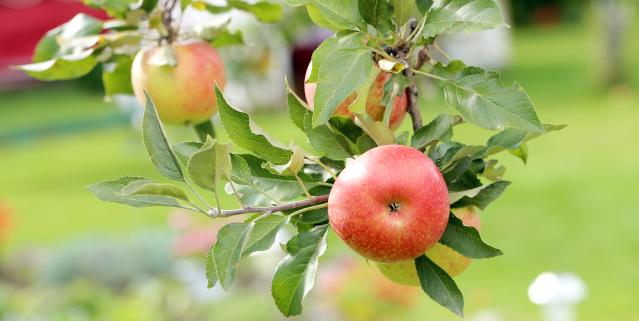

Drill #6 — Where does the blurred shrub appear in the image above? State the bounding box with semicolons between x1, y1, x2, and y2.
511;0;585;25
40;231;174;289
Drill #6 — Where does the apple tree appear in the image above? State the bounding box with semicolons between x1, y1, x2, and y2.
20;0;562;317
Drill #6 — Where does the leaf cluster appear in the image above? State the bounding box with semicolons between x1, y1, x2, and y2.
80;0;564;317
16;0;284;97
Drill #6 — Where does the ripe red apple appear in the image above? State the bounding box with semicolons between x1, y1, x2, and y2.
328;145;450;263
375;207;481;286
303;63;408;130
131;40;226;124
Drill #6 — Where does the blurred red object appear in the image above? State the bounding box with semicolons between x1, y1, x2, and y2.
168;212;220;257
0;0;107;89
0;201;12;241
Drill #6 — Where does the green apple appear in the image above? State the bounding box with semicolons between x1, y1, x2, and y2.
376;207;481;286
131;40;226;124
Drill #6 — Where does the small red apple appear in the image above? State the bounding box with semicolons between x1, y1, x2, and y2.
303;63;408;130
131;40;226;124
328;145;450;262
375;207;481;286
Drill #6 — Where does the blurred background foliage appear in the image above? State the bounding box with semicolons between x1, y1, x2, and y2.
0;1;638;320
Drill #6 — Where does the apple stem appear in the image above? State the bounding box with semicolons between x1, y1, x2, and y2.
208;195;329;218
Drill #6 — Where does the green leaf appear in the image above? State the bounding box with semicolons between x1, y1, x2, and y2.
241;215;288;258
194;120;216;142
286;82;309;131
422;0;506;39
439;214;502;259
433;61;544;133
314;47;373;127
19;51;98;81
481;124;565;159
358;0;393;29
230;154;254;185
355;113;396;146
329;116;364;143
122;181;189;202
294;186;330;225
298;207;329;225
265;145;307;175
411;114;459;149
449;145;484;164
213;222;252;290
272;225;328;316
509;143;528;164
451;180;510;210
482;159;505;181
142;93;185;181
181;0;193;10
306;4;341;31
391;0;417;25
304;114;353;160
415;255;464;316
395;130;411;146
193;21;244;47
211;30;244;47
138;0;158;12
102;55;133;97
216;86;293;164
205;247;218;288
226;155;321;206
33;13;102;62
228;0;283;22
381;74;409;125
416;0;434;14
356;134;377;153
482;128;527;154
442;157;472;183
173;142;203;165
83;0;137;18
284;0;361;30
308;31;367;83
87;177;186;208
187;137;232;192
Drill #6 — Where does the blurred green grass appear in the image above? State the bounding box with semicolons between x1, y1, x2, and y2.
1;22;638;320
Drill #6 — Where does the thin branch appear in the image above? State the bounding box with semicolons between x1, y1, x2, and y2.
209;195;330;218
406;18;424;43
179;204;205;213
212;188;223;217
185;181;212;210
398;49;423;131
293;173;312;199
227;180;246;208
288;203;328;217
404;78;422;131
432;42;452;62
162;0;179;43
411;69;447;82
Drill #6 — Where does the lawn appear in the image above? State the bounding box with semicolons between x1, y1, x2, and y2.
1;21;638;320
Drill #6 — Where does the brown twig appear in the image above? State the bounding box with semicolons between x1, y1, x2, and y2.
398;47;424;132
162;0;179;43
404;76;423;132
208;195;329;217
